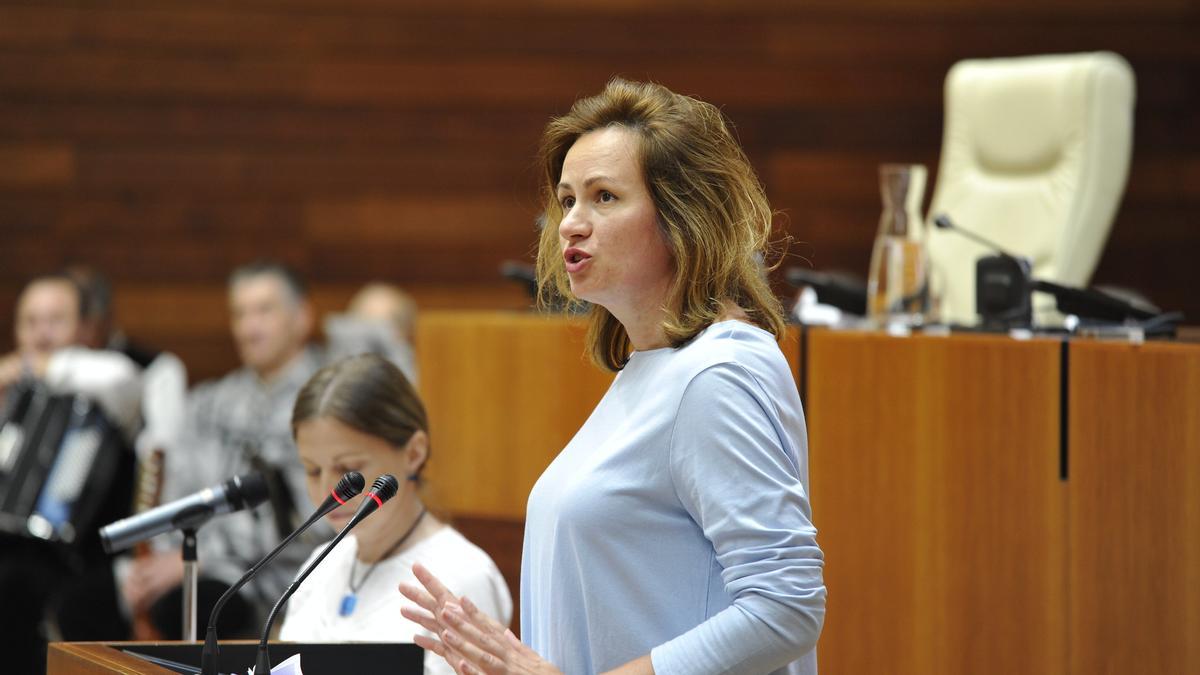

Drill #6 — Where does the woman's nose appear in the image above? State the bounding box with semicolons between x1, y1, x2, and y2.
558;207;590;241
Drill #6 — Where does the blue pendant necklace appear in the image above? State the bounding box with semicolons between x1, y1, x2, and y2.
340;508;427;617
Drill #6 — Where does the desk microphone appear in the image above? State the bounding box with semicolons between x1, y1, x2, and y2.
784;268;869;316
500;260;538;300
933;213;1035;328
200;471;366;675
100;473;270;553
255;474;400;675
935;213;1166;328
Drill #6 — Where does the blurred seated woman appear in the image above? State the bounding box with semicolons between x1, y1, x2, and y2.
280;353;511;674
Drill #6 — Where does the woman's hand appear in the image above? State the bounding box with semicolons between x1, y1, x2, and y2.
400;562;561;675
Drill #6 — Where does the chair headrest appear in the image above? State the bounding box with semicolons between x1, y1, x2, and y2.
947;52;1135;174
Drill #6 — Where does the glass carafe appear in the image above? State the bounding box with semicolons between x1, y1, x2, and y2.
867;164;930;328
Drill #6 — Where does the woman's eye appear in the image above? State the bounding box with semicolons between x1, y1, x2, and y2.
599;191;616;203
561;195;575;209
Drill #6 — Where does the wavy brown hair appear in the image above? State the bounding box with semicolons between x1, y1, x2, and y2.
535;78;785;371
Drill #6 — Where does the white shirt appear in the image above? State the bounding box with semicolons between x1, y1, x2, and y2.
45;346;142;439
281;526;512;675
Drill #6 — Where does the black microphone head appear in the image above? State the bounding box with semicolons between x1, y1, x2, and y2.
933;213;954;230
334;471;366;502
350;474;401;520
369;474;400;504
225;472;270;511
499;260;536;283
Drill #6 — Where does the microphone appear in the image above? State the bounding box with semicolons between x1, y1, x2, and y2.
784;267;868;316
100;473;270;553
255;475;400;675
500;260;538;301
200;471;365;675
933;213;1035;328
935;213;1169;328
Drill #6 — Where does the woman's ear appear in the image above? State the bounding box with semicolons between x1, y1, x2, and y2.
403;430;429;480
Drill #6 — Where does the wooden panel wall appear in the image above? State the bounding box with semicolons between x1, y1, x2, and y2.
0;0;1197;382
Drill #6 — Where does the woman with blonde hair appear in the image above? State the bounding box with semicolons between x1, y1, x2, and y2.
281;353;511;675
403;78;825;675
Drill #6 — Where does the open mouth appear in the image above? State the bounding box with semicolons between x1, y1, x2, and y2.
563;248;591;271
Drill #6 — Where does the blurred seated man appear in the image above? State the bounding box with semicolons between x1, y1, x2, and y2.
325;282;419;383
59;261;327;642
0;273;141;675
0;272;140;436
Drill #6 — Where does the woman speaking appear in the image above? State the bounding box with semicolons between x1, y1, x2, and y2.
403;78;826;675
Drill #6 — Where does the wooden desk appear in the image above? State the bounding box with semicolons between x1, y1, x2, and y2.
806;329;1200;675
806;330;1066;674
416;311;612;519
1068;340;1200;675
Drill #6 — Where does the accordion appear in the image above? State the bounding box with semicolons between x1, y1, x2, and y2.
0;381;133;554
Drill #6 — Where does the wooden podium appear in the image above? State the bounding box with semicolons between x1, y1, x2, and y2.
49;642;165;675
47;641;422;674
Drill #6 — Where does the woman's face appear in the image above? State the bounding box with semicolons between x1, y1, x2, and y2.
295;416;424;538
557;126;674;318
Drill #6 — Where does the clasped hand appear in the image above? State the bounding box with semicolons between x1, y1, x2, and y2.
400;563;560;675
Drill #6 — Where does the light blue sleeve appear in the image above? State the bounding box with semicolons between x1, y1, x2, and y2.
651;364;826;675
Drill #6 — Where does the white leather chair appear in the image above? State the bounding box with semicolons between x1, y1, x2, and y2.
926;51;1136;325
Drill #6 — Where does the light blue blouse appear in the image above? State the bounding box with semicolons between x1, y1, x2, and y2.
521;321;826;675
